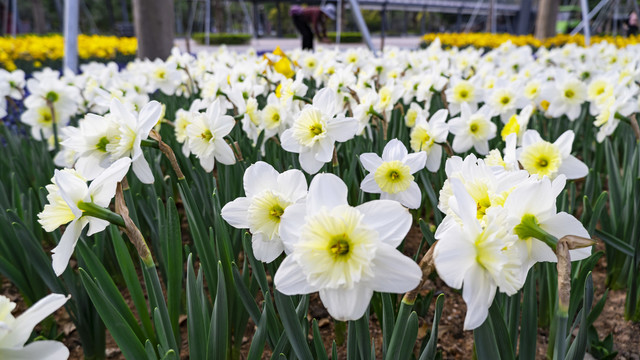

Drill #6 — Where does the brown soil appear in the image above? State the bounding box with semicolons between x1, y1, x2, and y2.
2;226;639;360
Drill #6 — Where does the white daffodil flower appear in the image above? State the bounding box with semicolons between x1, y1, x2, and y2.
261;93;289;138
274;174;421;321
185;98;237;172
409;109;449;172
448;103;496;155
21;71;80;141
437;154;529;223
359;139;426;209
404;102;427;128
434;178;523;330
221;161;307;263
503;175;592;279
486;84;528;123
0;294;70;360
38;158;131;276
445;77;484;116
485;133;519;173
543;75;587;121
104;98;162;184
60;112;119;180
499;104;533;144
517;129;588;180
280;88;358;174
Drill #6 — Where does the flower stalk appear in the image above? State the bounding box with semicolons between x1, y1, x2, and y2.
115;182;154;267
514;214;559;251
149;130;185;180
77;201;125;228
403;241;438;305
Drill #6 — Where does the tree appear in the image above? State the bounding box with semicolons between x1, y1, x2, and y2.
535;0;560;39
131;0;174;59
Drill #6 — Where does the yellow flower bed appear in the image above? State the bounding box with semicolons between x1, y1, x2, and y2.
0;34;137;70
422;32;640;49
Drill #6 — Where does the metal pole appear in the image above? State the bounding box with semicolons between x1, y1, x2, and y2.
120;0;129;23
402;8;408;35
205;0;210;44
347;0;376;53
491;0;497;32
252;0;259;38
580;0;591;44
11;0;17;37
571;0;609;34
64;0;79;73
517;0;532;34
465;0;484;32
612;0;618;35
276;0;282;37
336;0;342;46
381;3;386;51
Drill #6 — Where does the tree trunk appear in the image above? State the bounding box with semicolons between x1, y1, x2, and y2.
213;0;224;33
32;0;46;34
535;0;560;39
132;0;175;60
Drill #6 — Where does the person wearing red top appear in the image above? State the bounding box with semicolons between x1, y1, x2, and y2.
290;4;336;50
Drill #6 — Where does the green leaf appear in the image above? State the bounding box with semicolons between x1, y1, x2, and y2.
248;306;269;360
79;269;147;360
232;263;261;327
474;315;501;360
385;299;413;360
312;319;329;360
520;268;537;360
588;192;607;235
354;312;371;360
565;273;594;360
398;312;419;360
165;198;183;339
381;293;394;355
420;293;445;360
186;254;208;360
76;240;147;344
595;229;634;257
110;227;156;344
274;290;313;360
488;302;515;360
208;262;229;360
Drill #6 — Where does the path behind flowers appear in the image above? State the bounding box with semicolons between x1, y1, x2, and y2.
174;36;424;54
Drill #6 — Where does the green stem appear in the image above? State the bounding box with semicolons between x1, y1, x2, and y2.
140;139;159;148
292;95;312;104
77;201;126;227
514;214;558;251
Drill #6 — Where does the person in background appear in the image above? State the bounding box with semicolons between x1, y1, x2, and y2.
628;11;638;36
290;4;336;50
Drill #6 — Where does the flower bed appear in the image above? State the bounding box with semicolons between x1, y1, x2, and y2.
0;40;638;359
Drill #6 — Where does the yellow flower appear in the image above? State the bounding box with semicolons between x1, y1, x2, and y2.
274;57;295;79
